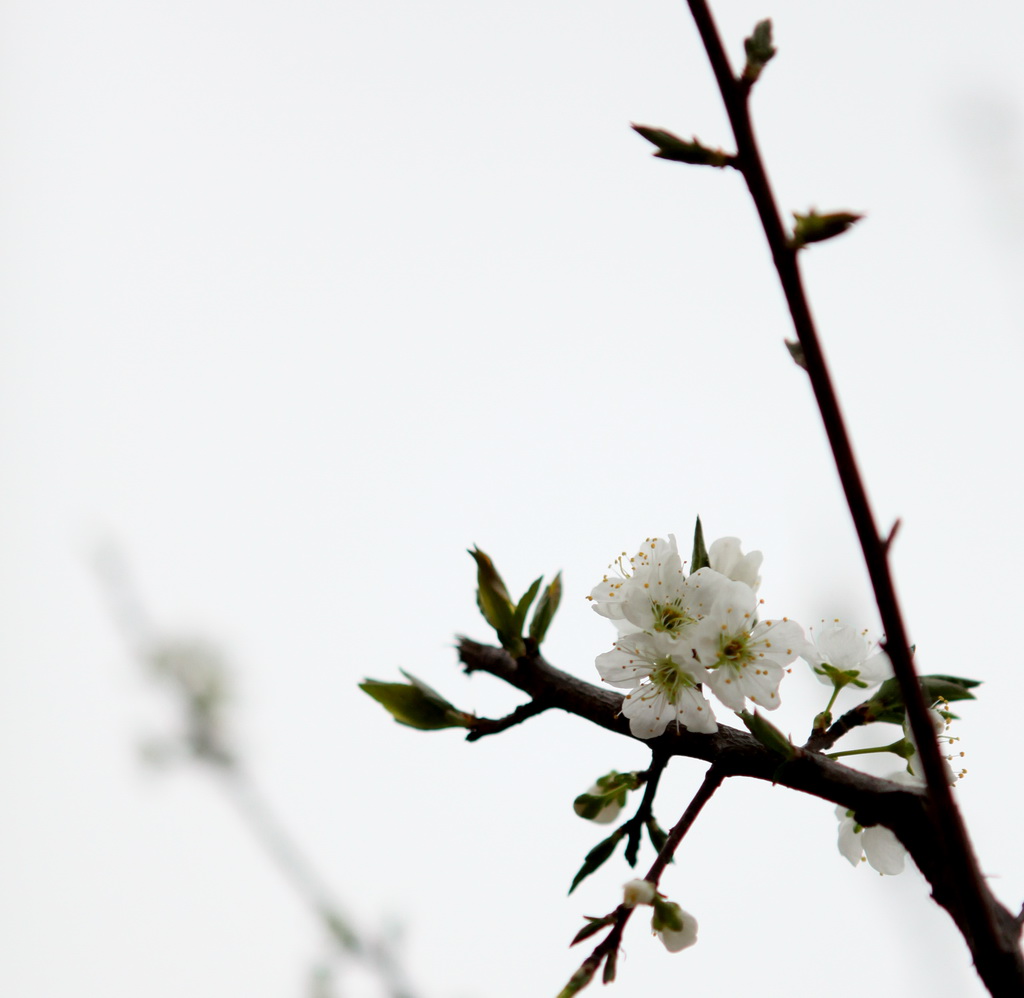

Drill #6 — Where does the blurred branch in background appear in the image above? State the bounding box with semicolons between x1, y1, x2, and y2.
94;542;419;998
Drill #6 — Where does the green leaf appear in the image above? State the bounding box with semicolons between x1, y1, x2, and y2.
569;829;624;894
789;210;864;249
512;575;543;638
631;124;734;167
359;678;472;730
469;547;523;655
864;673;980;725
742;19;776;83
529;571;562;645
690;516;710;572
646;817;669;856
570;915;616;947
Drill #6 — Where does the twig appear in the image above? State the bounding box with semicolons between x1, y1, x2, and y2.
622;750;669;867
559;765;726;996
466;699;552;741
672;3;1024;990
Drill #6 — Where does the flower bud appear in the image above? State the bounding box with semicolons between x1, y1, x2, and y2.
622;879;656;908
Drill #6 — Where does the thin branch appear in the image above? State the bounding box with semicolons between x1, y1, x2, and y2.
559;765;726;997
465;698;553;741
95;545;421;998
680;3;1024;993
622;750;669;866
644;764;725;886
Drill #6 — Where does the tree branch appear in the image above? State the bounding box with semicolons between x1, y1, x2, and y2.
677;3;1024;993
460;637;1023;992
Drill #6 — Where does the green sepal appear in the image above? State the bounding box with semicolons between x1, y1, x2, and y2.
646;817;670;857
570;913;617;947
573;770;639;820
359;671;473;730
469;547;523;656
789;210;864;249
690;516;710;572
738;709;797;761
529;571;562;645
512;575;543;638
569;828;625;894
742;19;776;83
815;662;873;690
651;897;684;933
631;124;735;168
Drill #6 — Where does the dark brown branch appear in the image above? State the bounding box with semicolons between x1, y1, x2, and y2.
644;764;725;885
460;638;1023;993
465;699;553;741
622;750;669;867
680;3;1023;993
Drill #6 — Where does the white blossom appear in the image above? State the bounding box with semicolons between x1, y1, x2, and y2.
692;580;802;712
596;631;717;738
651;902;698;952
801;621;892;688
622;879;656;907
708;536;763;591
835;771;921;875
588;536;728;636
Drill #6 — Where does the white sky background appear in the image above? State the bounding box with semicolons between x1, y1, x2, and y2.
2;1;1023;995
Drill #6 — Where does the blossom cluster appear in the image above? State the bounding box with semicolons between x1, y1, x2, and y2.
589;535;802;738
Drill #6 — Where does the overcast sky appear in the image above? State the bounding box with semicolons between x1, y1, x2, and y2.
2;1;1023;996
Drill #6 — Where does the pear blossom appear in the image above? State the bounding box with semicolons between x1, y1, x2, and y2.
692;580;803;712
622;879;657;908
596;631;717;738
836;771;921;874
801;621;893;689
588;536;729;636
708;536;763;592
651;901;698;952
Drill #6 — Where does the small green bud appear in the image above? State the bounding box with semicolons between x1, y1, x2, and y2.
469;546;523;656
359;670;473;730
785;339;807;370
789;210;864;249
631;124;735;168
742;19;777;83
738;709;796;761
